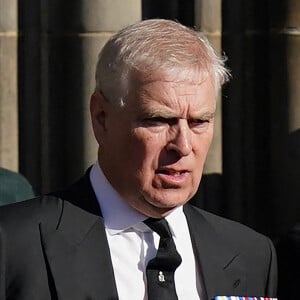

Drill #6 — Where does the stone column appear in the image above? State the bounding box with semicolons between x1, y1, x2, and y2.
269;0;300;235
194;0;222;174
0;0;18;171
222;1;272;234
19;0;141;193
222;0;300;237
189;0;224;214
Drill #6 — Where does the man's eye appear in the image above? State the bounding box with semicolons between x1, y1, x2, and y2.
144;117;176;126
143;117;165;126
188;119;209;128
149;117;167;123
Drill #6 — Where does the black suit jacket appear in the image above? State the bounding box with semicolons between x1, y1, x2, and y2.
0;172;277;300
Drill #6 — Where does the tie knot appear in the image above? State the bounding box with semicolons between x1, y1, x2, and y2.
144;218;172;238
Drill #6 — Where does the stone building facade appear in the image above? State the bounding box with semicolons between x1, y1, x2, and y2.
0;0;299;239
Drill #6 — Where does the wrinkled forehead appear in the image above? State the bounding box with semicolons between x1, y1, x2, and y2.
124;68;216;113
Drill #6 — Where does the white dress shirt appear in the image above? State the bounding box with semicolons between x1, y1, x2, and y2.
90;162;202;300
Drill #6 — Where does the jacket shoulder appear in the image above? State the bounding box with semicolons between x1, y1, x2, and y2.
0;195;63;232
185;204;277;268
186;204;270;243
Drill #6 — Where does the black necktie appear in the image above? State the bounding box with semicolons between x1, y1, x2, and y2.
144;218;182;300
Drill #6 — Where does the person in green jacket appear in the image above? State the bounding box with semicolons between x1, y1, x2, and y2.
0;167;35;205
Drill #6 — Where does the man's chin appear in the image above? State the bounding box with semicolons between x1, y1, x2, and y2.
140;193;189;217
143;205;177;218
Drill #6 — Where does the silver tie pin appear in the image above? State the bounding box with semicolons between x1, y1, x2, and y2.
158;271;165;282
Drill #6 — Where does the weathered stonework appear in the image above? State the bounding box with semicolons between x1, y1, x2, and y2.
0;0;18;171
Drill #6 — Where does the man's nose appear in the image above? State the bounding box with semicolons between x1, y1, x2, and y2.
166;121;192;157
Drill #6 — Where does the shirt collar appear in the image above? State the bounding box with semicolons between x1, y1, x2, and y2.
165;205;185;238
89;162;185;237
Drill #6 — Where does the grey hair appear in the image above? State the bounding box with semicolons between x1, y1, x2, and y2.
95;19;230;106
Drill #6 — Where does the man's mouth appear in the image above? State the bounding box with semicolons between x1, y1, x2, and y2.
155;169;187;176
154;168;189;186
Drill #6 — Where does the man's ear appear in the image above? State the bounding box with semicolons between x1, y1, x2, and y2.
90;91;107;145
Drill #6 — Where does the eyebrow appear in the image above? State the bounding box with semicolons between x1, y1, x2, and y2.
196;112;215;120
141;110;178;119
140;109;215;120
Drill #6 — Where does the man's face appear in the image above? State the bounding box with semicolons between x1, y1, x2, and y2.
91;72;216;218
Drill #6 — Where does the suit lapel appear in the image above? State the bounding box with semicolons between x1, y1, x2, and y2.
184;205;246;300
40;172;119;300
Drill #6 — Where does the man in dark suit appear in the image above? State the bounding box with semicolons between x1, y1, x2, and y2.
0;19;277;300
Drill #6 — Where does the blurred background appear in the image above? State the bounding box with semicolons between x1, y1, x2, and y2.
0;0;299;243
